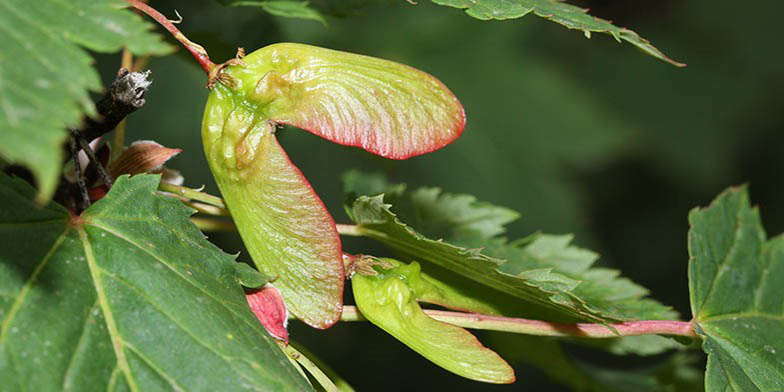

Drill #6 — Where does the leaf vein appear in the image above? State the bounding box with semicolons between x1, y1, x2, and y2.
101;271;261;388
86;222;268;350
62;300;100;391
78;227;138;392
697;205;744;316
0;227;68;342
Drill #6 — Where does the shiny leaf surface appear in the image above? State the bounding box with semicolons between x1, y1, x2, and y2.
688;187;784;391
0;173;310;391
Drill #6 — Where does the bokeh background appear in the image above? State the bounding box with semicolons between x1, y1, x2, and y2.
94;1;784;390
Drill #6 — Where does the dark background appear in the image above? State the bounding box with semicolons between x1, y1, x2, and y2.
95;0;784;390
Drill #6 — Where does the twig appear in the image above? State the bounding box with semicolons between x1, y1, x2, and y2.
338;306;698;339
111;49;135;160
72;130;113;188
80;68;153;143
125;0;216;74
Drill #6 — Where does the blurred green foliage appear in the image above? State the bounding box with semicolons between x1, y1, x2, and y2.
95;0;784;389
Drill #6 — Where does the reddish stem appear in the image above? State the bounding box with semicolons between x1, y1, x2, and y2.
125;0;215;74
340;306;698;338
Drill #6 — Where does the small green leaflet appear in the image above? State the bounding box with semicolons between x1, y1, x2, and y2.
422;0;684;66
688;187;784;391
0;0;171;202
343;174;676;324
0;174;311;391
217;1;327;24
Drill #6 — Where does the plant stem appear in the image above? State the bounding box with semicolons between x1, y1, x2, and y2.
289;342;353;391
125;0;215;74
279;342;339;392
74;68;152;145
185;201;230;216
339;305;697;338
111;49;134;161
335;224;361;236
190;217;235;232
158;183;225;208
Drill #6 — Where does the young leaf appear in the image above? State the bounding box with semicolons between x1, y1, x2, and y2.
352;268;515;384
688;187;784;391
423;0;683;67
0;173;311;391
222;43;465;159
344;178;675;323
202;96;344;328
0;0;171;202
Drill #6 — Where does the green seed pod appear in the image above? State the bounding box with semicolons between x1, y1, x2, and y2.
202;43;465;328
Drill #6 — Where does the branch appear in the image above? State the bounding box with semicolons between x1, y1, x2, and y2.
80;68;152;142
339;306;698;339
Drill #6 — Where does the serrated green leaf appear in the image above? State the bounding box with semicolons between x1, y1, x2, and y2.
344;177;676;323
0;173;311;391
688;187;784;391
0;0;171;202
423;0;683;66
219;1;327;25
352;267;515;384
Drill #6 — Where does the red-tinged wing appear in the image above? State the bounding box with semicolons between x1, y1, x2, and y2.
203;95;344;328
225;43;465;159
